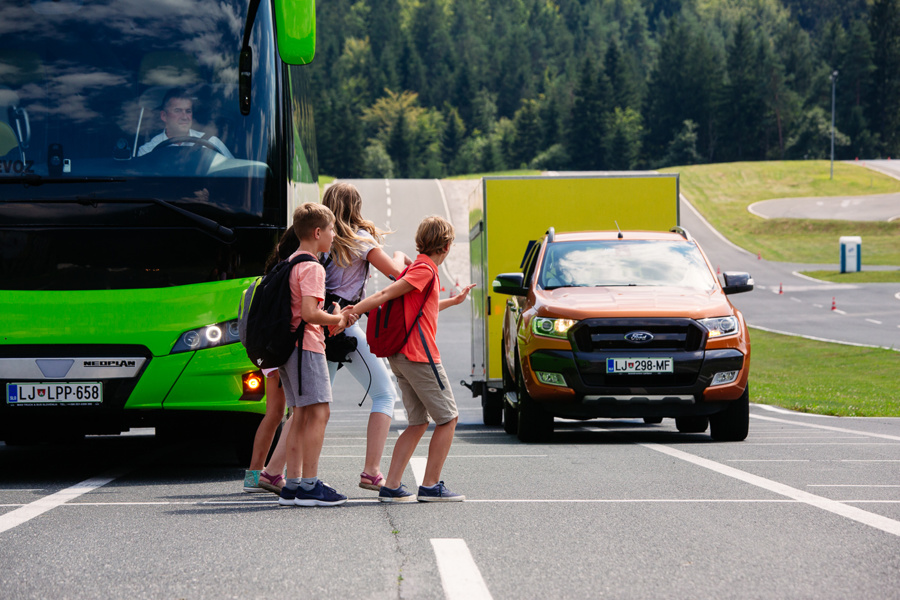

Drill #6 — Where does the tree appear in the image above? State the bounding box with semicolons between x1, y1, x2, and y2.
869;0;900;155
718;16;767;161
512;99;543;167
565;57;610;170
605;107;643;170
442;106;466;171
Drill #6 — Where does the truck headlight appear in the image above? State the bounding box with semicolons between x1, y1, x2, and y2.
698;316;739;338
532;317;576;339
171;319;242;354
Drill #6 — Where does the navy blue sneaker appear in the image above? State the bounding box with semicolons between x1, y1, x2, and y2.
278;485;297;507
294;480;347;507
417;481;465;502
378;484;416;503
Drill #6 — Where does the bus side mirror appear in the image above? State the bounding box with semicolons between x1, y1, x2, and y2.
493;273;527;296
722;271;754;295
273;0;316;65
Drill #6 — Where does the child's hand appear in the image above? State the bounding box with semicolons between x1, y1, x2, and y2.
394;250;413;266
450;284;475;306
341;305;358;325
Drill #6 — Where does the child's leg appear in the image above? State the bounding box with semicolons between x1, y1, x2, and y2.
299;402;330;480
383;423;427;489
249;372;286;470
423;416;458;487
284;409;304;480
263;410;292;476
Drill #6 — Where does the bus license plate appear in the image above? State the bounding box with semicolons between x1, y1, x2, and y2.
607;358;673;374
7;383;103;404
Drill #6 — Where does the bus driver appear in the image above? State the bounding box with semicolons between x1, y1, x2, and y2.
137;88;234;158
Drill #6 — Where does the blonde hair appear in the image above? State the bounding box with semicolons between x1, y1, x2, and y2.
322;182;387;268
415;216;455;256
292;202;335;242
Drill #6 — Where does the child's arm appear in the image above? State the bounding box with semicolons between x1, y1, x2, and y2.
366;247;412;280
439;283;475;311
350;279;415;316
301;296;347;328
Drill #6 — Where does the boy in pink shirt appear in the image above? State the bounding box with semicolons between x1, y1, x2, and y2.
350;216;475;502
278;203;355;507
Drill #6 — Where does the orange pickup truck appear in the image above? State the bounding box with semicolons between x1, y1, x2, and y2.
492;227;753;442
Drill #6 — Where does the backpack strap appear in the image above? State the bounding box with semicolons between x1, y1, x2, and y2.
397;267;436;351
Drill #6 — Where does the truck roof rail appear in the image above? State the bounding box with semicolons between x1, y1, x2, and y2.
670;226;692;241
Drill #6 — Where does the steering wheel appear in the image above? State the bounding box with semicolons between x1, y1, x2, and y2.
151;136;224;154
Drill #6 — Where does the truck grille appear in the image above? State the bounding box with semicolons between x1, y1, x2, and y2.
570;318;706;353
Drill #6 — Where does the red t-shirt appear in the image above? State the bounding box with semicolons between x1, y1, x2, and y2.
287;250;326;354
399;255;440;363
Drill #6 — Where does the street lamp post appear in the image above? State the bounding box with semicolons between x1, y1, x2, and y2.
831;70;838;180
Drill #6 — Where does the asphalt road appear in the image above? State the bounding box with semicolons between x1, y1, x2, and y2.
748;193;900;221
2;178;899;599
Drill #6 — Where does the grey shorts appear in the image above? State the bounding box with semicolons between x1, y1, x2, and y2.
388;353;458;426
278;348;332;408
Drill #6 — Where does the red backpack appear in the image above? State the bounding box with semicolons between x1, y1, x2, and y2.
366;266;436;358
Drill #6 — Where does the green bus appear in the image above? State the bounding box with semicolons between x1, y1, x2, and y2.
0;0;318;447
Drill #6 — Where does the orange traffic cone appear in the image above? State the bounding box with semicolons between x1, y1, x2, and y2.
717;265;721;274
778;283;783;294
831;297;836;311
757;252;762;260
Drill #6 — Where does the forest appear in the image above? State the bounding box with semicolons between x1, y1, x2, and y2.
306;0;900;178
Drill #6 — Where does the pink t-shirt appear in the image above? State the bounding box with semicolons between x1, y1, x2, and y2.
287;250;326;354
399;255;440;363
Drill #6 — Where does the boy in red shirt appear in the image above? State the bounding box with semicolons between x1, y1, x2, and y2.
278;202;354;507
350;216;475;502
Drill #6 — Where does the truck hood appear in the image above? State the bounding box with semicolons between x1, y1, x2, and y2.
533;286;735;320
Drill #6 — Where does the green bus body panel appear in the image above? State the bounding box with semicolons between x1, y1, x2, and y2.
2;280;252;355
163;343;265;413
3;280;266;416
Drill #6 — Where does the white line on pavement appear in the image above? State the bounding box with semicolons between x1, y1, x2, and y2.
750;413;900;441
410;457;426;488
808;485;900;488
0;468;127;535
641;443;900;538
866;318;883;325
430;539;493;600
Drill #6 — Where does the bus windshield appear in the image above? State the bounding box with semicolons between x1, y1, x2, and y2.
0;0;289;290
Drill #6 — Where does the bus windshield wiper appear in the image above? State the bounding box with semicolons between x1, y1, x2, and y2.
5;196;235;242
0;175;127;185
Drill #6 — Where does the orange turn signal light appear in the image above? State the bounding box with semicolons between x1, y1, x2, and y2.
241;371;265;399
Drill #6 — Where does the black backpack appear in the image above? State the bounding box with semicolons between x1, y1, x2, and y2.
238;253;321;369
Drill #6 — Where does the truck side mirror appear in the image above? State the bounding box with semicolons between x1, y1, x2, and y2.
492;273;527;296
273;0;316;65
722;271;754;295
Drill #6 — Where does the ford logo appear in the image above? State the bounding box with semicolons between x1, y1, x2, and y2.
624;331;654;343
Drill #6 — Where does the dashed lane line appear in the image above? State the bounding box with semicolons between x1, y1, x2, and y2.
641;443;900;538
431;539;493;600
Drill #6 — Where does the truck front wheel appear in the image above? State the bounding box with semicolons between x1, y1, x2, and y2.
709;386;750;441
516;359;553;443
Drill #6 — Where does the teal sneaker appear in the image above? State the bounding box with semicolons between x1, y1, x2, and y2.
242;469;265;493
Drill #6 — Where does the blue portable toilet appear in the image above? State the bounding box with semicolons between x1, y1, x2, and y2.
839;236;861;273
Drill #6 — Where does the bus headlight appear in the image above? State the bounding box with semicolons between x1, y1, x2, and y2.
171;319;242;354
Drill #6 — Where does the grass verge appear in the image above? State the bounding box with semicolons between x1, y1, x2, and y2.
661;161;900;265
749;327;900;417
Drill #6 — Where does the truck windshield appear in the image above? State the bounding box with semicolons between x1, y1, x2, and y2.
0;0;286;290
539;240;718;291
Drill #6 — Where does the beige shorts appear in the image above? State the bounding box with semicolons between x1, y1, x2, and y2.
388;353;458;426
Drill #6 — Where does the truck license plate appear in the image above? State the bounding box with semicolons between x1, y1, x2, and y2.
607;358;673;374
7;383;103;404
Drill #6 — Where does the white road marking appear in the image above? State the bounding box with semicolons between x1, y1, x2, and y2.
790;297;802;303
430;539;493;600
410;457;426;487
0;468;127;535
751;413;900;442
748;324;899;351
808;484;900;488
866;318;883;325
393;409;407;422
728;460;810;462
641;443;900;537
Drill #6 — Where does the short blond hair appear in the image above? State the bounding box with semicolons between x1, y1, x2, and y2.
292;202;335;241
415;216;455;256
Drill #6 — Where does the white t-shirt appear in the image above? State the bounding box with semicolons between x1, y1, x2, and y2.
324;230;378;302
137;129;234;158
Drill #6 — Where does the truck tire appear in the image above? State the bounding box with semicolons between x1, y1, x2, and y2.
709;386;750;441
482;390;503;426
675;415;708;434
503;397;518;435
516;360;553;443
